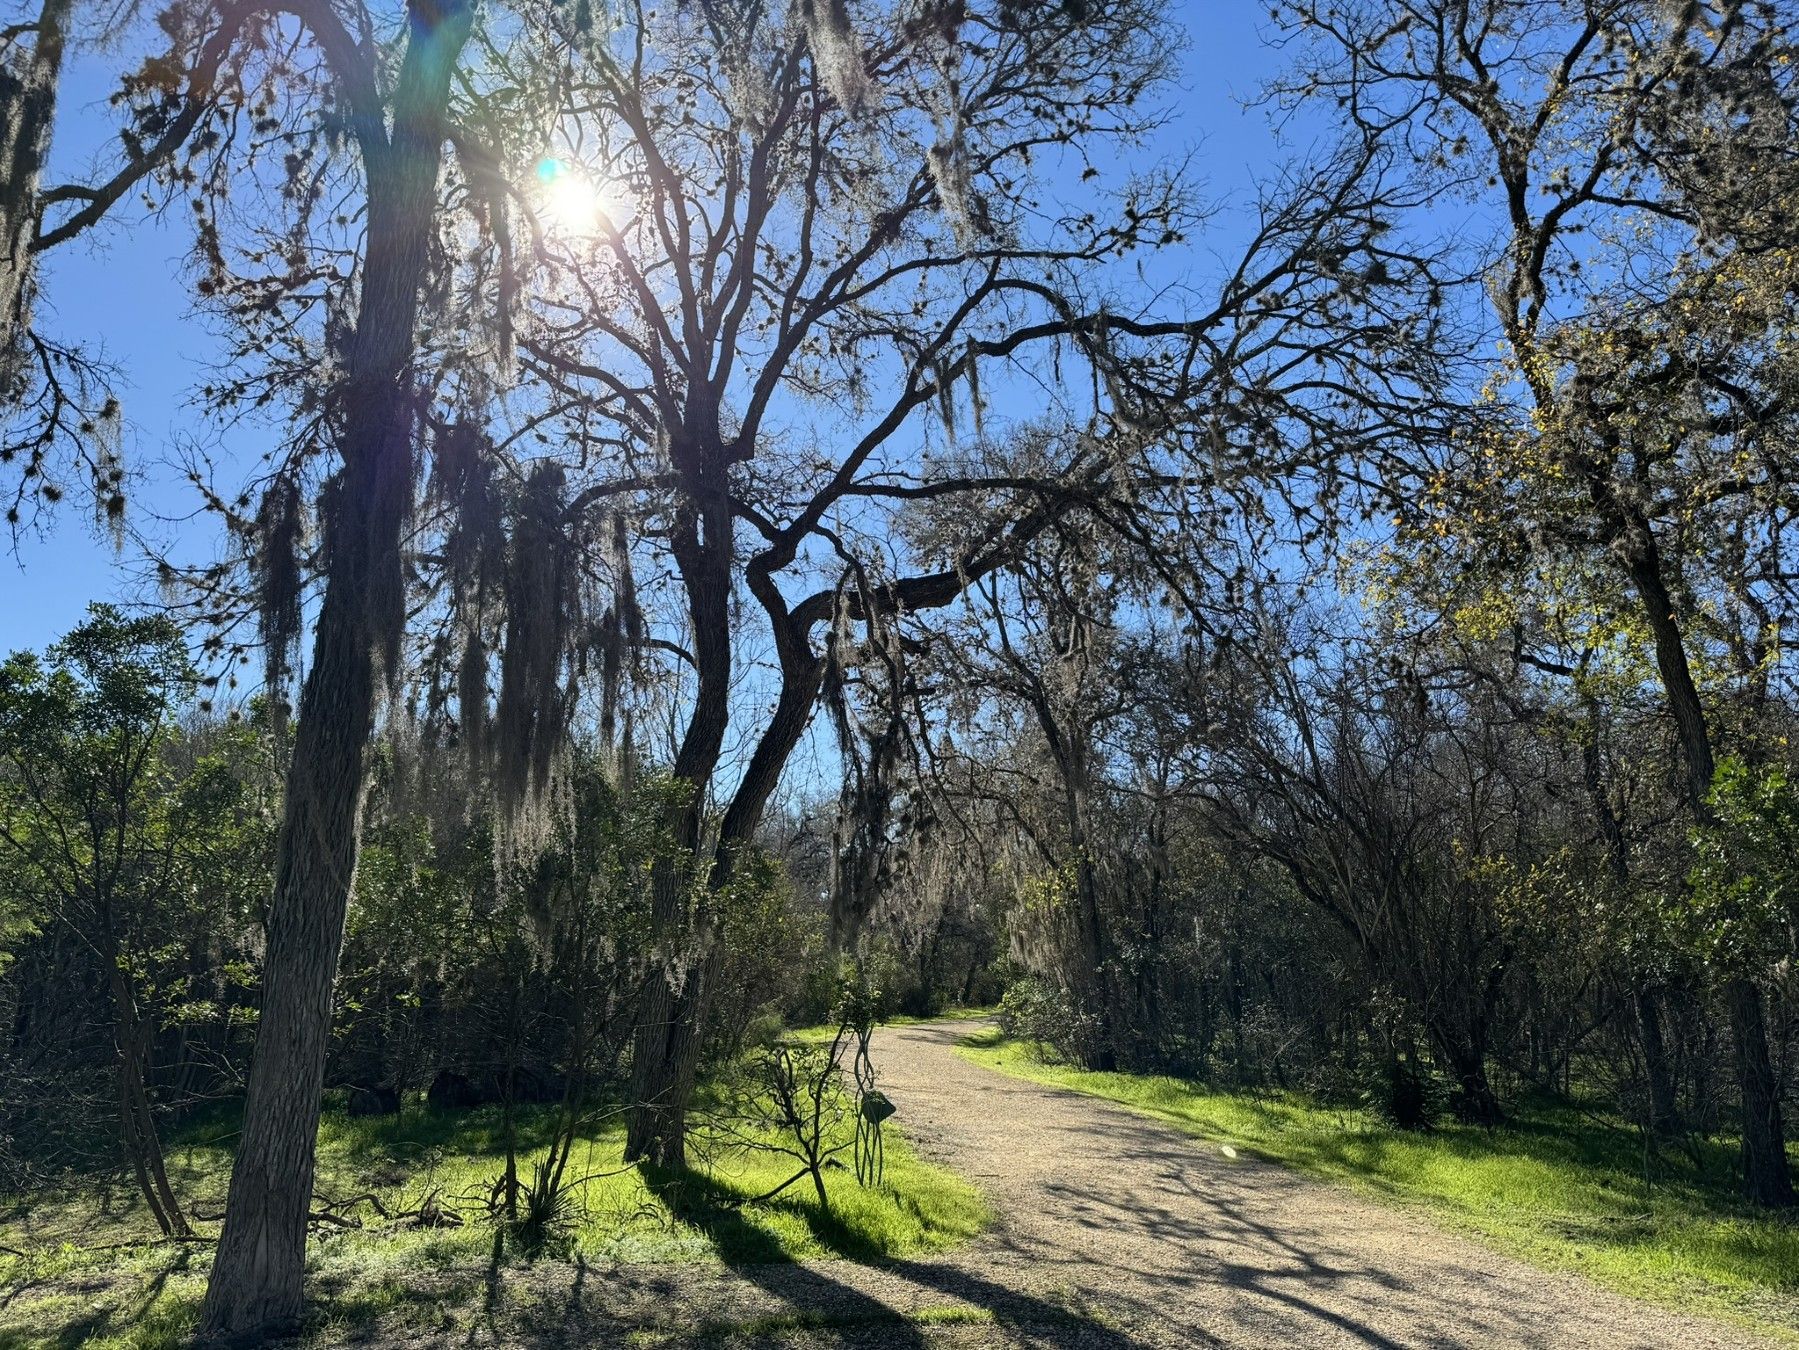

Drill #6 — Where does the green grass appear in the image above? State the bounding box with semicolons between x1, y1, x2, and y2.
0;1089;986;1349
879;1005;998;1026
959;1029;1799;1341
784;1007;998;1047
624;1303;998;1345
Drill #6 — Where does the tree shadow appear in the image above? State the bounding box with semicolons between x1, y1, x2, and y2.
639;1163;794;1265
13;1245;197;1349
599;1163;1157;1347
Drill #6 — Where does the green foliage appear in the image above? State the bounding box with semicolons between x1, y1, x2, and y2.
995;976;1083;1060
962;1031;1799;1338
334;756;690;1096
710;842;835;1053
0;606;269;1178
1688;757;1799;979
0;605;269;981
0;1089;987;1346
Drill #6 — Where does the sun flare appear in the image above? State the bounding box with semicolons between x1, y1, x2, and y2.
536;157;613;236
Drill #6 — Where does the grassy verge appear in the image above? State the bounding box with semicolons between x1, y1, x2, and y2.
957;1028;1799;1342
0;1090;986;1349
785;1008;998;1046
879;1006;997;1027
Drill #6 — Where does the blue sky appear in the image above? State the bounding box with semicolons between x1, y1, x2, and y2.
4;3;1289;656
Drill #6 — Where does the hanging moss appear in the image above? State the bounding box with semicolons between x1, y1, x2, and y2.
253;473;305;730
598;510;641;752
965;335;985;441
430;421;507;755
825;585;924;947
493;462;581;866
800;0;869;116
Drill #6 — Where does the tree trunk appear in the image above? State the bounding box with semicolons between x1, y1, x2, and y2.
124;1039;190;1237
200;3;473;1336
116;1054;173;1237
1429;1023;1502;1126
1577;695;1682;1138
199;444;406;1334
1728;977;1797;1207
1067;798;1117;1072
98;915;190;1238
625;939;718;1168
1636;988;1680;1138
116;1009;190;1238
625;542;834;1165
626;488;733;1168
1028;691;1117;1071
1616;523;1794;1204
0;0;69;391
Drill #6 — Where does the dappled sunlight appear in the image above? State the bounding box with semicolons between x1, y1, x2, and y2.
961;1032;1799;1332
7;0;1799;1344
0;1096;984;1347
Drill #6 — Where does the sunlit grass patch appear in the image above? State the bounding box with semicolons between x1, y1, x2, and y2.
0;1089;985;1347
958;1028;1799;1342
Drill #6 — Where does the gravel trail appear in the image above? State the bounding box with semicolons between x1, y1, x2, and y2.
476;1019;1781;1348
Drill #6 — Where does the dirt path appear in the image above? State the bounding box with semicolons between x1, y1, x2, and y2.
490;1019;1780;1348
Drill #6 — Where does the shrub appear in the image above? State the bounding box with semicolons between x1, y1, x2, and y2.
996;977;1091;1062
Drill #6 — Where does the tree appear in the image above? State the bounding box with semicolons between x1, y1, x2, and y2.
940;543;1137;1069
1167;621;1528;1123
1274;0;1799;1205
0;0;69;387
0;604;257;1237
1;0;130;533
483;0;1436;1165
195;0;478;1333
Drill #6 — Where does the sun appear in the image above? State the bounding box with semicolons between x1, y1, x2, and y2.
536;157;613;236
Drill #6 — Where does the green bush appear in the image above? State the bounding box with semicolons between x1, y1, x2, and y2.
996;977;1084;1060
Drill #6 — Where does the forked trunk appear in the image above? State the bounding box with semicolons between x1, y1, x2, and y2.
623;533;833;1166
118;1019;190;1238
100;924;190;1238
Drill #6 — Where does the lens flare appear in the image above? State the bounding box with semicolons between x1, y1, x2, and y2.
536;157;612;235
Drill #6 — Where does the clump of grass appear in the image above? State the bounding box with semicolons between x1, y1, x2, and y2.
958;1028;1799;1340
0;1090;986;1347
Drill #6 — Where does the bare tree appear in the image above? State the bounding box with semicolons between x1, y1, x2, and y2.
489;0;1443;1163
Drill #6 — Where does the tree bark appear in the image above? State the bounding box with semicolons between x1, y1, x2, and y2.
106;963;190;1237
1577;700;1681;1137
625;535;828;1166
200;2;473;1336
0;0;68;390
1430;1025;1503;1126
1727;977;1796;1206
1635;988;1680;1138
625;489;734;1168
1037;706;1117;1071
